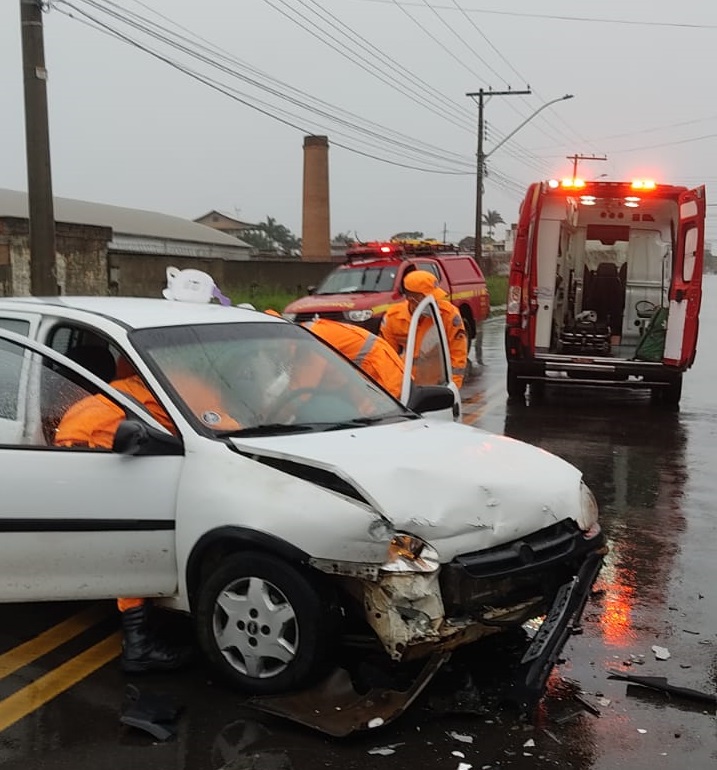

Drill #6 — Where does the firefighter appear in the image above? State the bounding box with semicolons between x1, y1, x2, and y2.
55;358;237;672
380;270;468;388
302;317;405;399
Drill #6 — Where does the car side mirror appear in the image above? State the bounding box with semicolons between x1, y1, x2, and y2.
112;419;183;456
407;384;456;414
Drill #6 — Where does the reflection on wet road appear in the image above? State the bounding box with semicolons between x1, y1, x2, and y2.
2;278;717;769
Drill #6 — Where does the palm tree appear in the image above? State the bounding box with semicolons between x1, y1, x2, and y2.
482;210;505;240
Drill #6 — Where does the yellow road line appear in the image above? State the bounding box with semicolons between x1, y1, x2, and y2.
0;605;113;679
0;632;121;733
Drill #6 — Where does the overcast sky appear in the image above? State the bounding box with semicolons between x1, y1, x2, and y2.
2;0;716;244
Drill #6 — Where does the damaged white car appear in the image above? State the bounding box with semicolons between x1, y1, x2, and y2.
0;295;606;699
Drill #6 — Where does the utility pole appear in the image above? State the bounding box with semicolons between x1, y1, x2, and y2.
466;88;531;273
20;0;58;295
566;153;607;180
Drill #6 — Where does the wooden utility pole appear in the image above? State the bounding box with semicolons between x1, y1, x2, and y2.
466;88;531;273
566;153;607;180
20;0;58;295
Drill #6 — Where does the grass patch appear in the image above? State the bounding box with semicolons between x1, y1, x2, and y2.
227;287;299;312
486;275;508;306
227;276;509;313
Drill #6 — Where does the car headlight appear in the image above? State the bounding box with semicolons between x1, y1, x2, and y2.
381;534;440;573
345;309;373;322
282;312;296;321
578;480;600;537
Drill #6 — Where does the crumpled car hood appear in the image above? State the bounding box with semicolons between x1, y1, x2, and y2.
231;419;584;561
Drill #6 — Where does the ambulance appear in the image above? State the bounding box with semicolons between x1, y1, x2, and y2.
505;178;705;406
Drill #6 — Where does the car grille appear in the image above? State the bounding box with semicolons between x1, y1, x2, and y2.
440;520;602;619
294;311;346;323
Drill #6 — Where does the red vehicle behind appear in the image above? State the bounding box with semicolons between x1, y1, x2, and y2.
283;240;490;356
505;178;706;406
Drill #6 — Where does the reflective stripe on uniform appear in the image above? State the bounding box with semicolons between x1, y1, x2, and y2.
452;366;465;376
452;315;462;327
353;334;377;367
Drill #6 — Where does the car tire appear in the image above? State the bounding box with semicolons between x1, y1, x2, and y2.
195;552;335;695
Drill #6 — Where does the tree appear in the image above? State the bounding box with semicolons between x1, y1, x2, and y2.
333;232;356;246
242;216;301;256
390;231;424;241
482;210;505;240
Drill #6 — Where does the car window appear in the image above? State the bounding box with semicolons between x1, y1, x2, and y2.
132;321;411;435
46;324;125;381
316;266;397;294
412;314;450;388
0;318;30;336
0;338;25;422
0;336;114;447
415;262;441;280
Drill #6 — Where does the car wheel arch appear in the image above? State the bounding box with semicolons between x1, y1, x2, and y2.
185;526;310;609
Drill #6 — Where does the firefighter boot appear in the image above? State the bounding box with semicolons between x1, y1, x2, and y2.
120;604;192;673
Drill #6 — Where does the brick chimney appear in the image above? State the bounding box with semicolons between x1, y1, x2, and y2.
301;135;331;261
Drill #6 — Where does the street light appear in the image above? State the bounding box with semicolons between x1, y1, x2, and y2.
466;91;574;271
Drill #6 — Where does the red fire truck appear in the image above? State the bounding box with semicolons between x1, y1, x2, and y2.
283;240;490;358
505;178;705;407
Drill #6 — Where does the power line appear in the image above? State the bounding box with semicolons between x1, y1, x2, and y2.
53;1;476;174
353;1;717;29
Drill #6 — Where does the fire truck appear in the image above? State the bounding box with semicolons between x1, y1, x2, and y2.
283;239;490;359
505;178;705;407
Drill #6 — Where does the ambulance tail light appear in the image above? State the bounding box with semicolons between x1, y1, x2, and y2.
506;284;522;326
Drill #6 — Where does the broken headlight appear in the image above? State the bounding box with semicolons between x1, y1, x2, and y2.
381;534;440;573
578;480;600;537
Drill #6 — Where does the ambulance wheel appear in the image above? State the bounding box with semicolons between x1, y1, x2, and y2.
653;375;682;409
507;367;526;400
196;552;335;695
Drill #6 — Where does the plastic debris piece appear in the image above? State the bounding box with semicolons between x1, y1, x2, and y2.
598;698;612;707
457;764;472;770
452;751;466;758
637;728;647;734
652;645;671;660
608;672;717;705
368;748;395;756
523;739;535;748
368;718;385;729
448;731;474;744
119;684;182;742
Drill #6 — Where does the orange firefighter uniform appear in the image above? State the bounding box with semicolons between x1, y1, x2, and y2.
302;318;405;399
380;270;467;388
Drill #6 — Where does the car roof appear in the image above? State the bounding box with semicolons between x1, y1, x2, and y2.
0;296;280;330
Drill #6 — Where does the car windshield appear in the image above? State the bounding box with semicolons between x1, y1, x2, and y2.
315;266;397;294
131;322;410;436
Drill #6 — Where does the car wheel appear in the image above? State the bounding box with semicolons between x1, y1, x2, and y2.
196;552;334;695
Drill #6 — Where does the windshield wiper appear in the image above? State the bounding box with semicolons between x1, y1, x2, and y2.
216;423;319;438
322;414;412;431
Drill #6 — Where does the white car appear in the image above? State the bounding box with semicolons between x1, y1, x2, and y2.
0;295;605;696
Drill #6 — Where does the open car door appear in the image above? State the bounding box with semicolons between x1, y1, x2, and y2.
400;295;461;421
0;328;182;602
664;185;705;368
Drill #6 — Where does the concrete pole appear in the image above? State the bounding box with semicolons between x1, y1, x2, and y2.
20;0;58;295
301;135;331;262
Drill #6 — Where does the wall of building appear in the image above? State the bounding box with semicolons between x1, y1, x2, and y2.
109;252;336;298
0;217;111;296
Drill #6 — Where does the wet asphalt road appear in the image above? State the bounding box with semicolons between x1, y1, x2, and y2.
2;278;717;769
